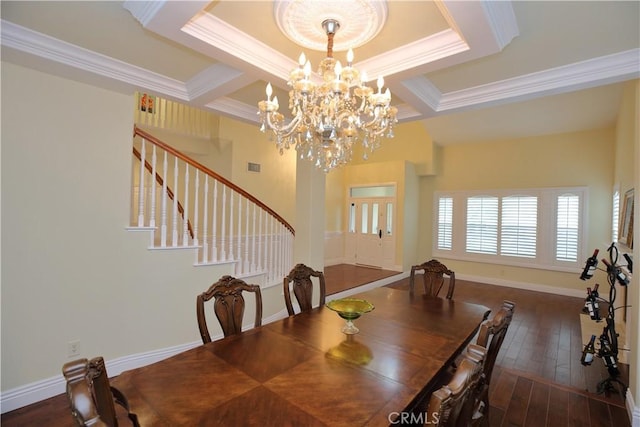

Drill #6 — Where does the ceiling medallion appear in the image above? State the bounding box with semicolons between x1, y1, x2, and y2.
274;0;388;52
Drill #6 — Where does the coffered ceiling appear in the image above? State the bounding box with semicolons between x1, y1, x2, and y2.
2;1;638;145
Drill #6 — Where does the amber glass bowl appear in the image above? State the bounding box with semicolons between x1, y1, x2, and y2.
326;298;374;334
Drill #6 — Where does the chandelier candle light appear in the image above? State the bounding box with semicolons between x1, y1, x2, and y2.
258;19;397;172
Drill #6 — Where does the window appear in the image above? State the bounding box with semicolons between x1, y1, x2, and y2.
466;196;498;254
501;196;537;258
437;197;453;250
556;194;579;262
612;188;620;243
434;187;587;271
361;203;369;234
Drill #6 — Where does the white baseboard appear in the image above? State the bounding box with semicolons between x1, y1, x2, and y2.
627;389;640;427
0;341;200;414
1;310;290;414
455;273;586;299
327;271;408;300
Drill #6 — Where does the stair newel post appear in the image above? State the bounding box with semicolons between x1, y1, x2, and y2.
202;175;209;264
244;198;250;274
211;180;218;262
251;203;257;273
182;164;190;247
229;189;234;262
220;185;227;261
137;138;146;227
160;150;168;247
193;169;200;250
172;157;179;247
149;144;157;229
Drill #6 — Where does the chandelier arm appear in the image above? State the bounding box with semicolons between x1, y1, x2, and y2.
266;112;304;139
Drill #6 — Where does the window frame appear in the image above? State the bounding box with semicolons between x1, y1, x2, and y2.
432;187;588;272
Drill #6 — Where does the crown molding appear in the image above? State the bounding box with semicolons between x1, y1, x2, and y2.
206;97;259;123
185;63;246;101
356;29;469;81
438;49;640;112
0;20;188;100
479;0;519;50
182;13;295;85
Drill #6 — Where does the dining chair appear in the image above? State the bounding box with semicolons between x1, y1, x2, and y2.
196;275;263;343
62;356;140;427
409;259;455;299
283;263;326;316
425;344;486;426
469;300;516;426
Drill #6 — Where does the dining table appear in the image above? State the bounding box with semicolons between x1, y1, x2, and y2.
111;286;491;426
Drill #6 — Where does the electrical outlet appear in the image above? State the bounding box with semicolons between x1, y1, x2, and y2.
68;340;81;357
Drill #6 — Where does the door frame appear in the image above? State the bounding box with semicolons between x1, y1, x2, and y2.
344;184;397;270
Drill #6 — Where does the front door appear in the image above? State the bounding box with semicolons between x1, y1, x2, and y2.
349;198;395;268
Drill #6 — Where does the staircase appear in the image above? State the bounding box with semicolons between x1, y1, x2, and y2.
128;125;294;287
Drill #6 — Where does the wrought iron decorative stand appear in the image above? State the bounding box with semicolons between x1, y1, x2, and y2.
581;243;629;398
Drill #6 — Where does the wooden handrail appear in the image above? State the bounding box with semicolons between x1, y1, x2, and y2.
132;146;194;239
133;126;294;235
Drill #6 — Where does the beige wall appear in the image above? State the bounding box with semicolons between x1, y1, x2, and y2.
218;116;297;226
0;63;279;395
136;122;233;180
615;80;640;408
417;128;616;292
351;120;436;175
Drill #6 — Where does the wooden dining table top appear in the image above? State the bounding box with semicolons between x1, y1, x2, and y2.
111;286;490;426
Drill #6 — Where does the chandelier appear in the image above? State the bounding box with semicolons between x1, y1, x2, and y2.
258;19;397;172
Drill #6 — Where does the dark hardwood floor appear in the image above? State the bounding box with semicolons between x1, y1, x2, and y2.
323;263;401;295
385;274;630;427
2;264;631;426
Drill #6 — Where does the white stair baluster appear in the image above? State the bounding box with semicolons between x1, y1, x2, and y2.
251;203;256;272
137;138;146;227
149;144;157;228
211;180;218;262
193;169;200;250
258;209;264;272
228;190;234;261
202;175;208;264
160;150;168;247
244;199;250;274
220;185;226;261
277;223;282;282
182;164;189;246
270;216;275;283
236;195;242;274
172;157;179;247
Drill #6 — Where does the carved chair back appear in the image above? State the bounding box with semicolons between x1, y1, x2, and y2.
409;259;456;299
283;263;326;316
467;300;516;426
196;275;263;343
62;356;140;427
476;300;516;385
426;345;486;426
